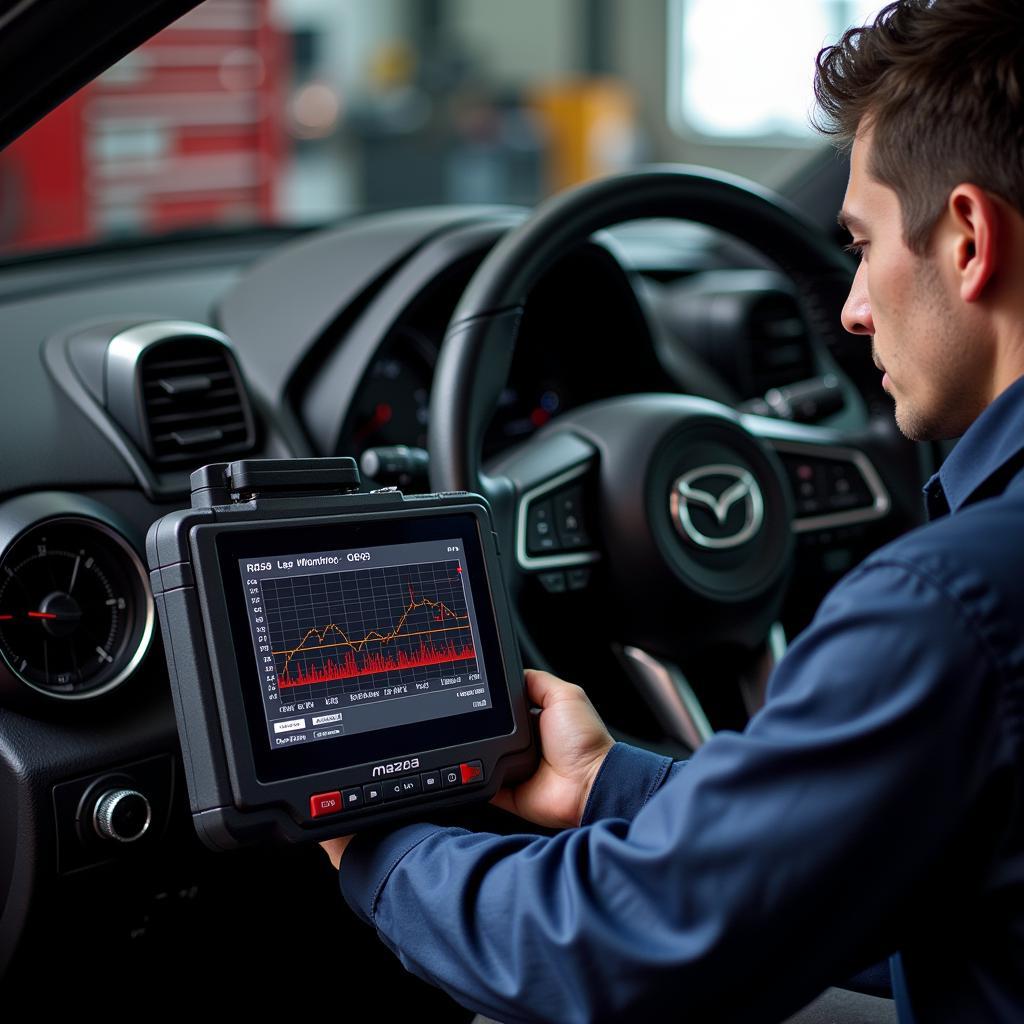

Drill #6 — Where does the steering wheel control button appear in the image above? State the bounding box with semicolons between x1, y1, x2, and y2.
459;760;484;785
362;783;384;805
538;571;567;593
342;787;363;810
421;770;441;793
567;568;591;591
93;788;152;842
553;486;591;548
441;765;462;788
778;452;875;519
526;500;558;554
310;791;342;818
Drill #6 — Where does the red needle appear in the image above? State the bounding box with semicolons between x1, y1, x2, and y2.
28;612;57;620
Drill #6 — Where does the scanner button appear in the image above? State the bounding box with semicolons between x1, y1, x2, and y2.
399;775;422;797
420;770;441;793
362;783;384;805
310;791;342;818
460;761;484;785
342;787;363;810
440;765;462;788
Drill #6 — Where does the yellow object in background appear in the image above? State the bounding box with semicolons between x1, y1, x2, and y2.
530;79;636;193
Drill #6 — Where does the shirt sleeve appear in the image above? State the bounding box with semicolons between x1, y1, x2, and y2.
578;741;678;825
338;559;1007;1024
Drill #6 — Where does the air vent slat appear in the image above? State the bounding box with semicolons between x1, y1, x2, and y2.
144;370;232;387
142;355;229;373
155;374;214;396
144;387;240;408
136;335;256;468
148;404;243;426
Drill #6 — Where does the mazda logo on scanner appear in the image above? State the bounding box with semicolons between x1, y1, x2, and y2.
670;464;764;549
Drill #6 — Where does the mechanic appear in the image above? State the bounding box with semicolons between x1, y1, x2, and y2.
321;2;1024;1021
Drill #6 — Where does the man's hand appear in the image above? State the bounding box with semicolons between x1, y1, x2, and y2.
320;833;354;871
491;669;614;830
320;670;610;866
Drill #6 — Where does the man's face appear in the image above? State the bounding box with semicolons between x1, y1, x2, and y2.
839;129;989;441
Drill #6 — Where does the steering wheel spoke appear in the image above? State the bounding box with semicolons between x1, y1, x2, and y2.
485;430;602;585
742;414;893;536
617;621;788;750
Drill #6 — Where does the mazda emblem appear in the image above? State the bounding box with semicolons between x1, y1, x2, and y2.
670;464;764;549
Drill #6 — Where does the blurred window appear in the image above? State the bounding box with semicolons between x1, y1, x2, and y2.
0;0;856;257
669;0;881;140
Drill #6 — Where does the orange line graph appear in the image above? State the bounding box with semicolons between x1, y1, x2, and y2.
273;585;469;681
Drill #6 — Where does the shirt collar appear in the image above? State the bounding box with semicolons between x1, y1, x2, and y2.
926;372;1024;515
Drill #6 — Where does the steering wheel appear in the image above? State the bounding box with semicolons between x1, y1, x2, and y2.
427;167;903;748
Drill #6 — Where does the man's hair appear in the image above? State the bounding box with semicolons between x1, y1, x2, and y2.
814;0;1024;253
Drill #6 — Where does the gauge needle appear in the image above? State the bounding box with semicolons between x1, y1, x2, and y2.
69;554;81;594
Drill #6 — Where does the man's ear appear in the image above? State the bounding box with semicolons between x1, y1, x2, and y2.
948;184;1000;303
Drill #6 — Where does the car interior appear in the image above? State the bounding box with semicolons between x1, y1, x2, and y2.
0;1;939;1017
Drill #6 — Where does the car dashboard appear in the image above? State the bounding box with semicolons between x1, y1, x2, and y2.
0;203;921;992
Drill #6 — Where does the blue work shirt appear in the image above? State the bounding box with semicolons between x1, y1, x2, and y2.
338;374;1024;1023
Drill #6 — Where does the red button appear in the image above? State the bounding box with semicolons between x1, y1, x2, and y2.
459;761;483;784
310;791;342;818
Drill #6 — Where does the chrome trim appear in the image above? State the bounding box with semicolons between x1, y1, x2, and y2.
620;645;713;750
93;788;152;844
0;516;155;702
768;621;788;663
106;319;233;361
768;439;891;533
106;320;251;459
738;622;788;718
516;463;601;571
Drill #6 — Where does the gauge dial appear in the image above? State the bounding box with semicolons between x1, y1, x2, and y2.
349;328;434;454
0;518;153;699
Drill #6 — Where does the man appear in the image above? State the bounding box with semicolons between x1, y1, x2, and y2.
322;2;1024;1020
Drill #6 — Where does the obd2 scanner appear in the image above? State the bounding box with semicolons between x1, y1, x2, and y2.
146;458;536;850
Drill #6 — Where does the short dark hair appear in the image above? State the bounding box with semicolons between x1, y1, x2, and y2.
813;0;1024;253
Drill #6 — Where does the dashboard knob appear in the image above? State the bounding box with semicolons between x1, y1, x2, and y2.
92;788;151;843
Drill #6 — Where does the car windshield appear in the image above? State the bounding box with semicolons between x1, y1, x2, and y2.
0;0;880;257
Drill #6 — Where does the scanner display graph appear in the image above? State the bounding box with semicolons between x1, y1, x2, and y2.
261;559;479;695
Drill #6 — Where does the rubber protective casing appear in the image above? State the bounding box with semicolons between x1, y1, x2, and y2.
147;489;536;851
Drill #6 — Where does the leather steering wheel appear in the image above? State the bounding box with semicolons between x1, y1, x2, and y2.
427;167;899;744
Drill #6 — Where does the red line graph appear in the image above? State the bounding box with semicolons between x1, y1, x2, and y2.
273;581;476;689
278;638;477;688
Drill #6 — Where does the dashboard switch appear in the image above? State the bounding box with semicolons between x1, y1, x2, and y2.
440;765;462;788
93;788;152;842
460;761;484;785
342;787;363;810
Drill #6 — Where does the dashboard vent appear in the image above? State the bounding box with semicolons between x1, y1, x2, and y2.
138;336;256;466
747;294;816;394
